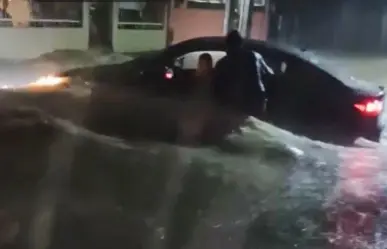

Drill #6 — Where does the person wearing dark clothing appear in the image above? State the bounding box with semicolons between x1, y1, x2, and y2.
212;30;270;116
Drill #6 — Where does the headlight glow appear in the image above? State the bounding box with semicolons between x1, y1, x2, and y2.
29;75;68;87
0;75;70;92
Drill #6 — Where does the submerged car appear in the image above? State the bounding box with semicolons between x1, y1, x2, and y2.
61;36;386;145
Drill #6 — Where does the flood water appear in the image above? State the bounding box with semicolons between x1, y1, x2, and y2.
0;52;385;249
0;84;383;249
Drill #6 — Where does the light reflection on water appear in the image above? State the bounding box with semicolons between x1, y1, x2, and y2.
324;146;387;249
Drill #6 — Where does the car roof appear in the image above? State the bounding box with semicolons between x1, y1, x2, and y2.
166;36;352;73
165;36;309;59
165;36;345;78
165;36;382;96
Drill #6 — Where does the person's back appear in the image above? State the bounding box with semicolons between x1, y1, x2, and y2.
212;30;265;115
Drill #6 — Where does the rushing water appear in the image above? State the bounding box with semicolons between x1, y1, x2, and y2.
0;87;377;249
0;52;384;249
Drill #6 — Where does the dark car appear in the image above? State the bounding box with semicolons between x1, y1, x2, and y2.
62;37;386;145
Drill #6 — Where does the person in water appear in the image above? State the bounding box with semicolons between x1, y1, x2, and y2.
178;53;214;145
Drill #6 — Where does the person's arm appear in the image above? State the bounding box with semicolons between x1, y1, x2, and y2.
253;52;274;75
260;57;274;75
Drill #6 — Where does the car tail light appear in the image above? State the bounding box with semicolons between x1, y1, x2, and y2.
354;99;382;117
165;69;174;79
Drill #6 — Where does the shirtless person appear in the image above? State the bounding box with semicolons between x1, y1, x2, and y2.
178;53;214;145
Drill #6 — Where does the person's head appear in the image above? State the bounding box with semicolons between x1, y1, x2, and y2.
226;30;243;53
196;53;213;75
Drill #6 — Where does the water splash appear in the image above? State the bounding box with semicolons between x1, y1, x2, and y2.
0;98;385;249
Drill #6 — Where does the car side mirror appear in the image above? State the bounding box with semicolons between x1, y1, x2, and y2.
280;62;287;74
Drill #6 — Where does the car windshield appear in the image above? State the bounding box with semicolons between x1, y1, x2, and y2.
0;1;386;249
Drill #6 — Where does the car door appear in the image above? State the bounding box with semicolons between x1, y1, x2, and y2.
256;49;288;98
132;48;204;97
264;55;305;123
252;50;300;121
141;49;226;98
269;54;345;139
134;54;182;96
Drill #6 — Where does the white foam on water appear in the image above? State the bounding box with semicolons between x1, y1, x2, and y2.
52;118;134;151
3;109;379;249
7;49;384;248
50;114;339;208
0;52;338;247
4;87;385;249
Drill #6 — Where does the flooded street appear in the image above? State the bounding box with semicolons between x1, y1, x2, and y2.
0;53;385;249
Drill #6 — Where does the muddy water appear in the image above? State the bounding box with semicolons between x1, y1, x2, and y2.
0;86;352;249
0;59;383;248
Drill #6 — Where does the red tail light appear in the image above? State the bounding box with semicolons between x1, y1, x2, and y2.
354;99;382;117
165;69;174;79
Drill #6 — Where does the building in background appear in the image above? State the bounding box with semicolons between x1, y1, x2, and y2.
113;1;167;52
0;0;87;59
169;0;267;44
0;0;269;59
113;0;268;52
1;0;385;57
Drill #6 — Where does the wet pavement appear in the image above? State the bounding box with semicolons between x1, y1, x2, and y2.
0;52;384;249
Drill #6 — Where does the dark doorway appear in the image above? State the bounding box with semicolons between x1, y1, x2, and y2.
89;2;113;50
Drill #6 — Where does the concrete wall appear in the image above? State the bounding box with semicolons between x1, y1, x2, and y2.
112;29;166;52
113;5;268;52
111;2;167;53
169;7;267;44
0;28;89;60
250;11;267;41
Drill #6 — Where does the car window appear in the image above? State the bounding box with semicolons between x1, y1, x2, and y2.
173;49;285;76
174;51;226;69
254;49;287;75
